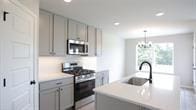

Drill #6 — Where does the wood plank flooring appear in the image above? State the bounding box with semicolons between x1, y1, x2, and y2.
77;88;196;110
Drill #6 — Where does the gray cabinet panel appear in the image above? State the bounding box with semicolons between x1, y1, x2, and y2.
40;88;59;110
68;19;87;41
39;78;74;110
68;20;78;40
96;70;109;87
54;15;67;56
96;29;102;56
60;85;74;110
96;94;140;110
39;10;53;56
39;10;67;56
88;26;96;56
77;22;87;41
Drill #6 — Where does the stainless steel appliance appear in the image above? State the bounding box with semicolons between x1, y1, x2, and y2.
62;62;95;109
67;40;88;55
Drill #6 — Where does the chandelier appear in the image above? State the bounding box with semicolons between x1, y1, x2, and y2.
137;30;152;48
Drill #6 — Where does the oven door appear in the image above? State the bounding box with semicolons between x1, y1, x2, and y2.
75;79;95;102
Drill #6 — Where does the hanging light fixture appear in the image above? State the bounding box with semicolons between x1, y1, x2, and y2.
137;30;152;48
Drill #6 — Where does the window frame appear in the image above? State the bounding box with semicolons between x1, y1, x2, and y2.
135;42;175;74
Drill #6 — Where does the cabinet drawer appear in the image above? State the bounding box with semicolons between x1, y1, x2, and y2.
40;78;73;91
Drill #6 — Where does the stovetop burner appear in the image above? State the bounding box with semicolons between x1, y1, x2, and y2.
62;63;96;83
63;67;95;76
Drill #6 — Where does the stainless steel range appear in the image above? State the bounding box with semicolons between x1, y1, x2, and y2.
62;62;95;109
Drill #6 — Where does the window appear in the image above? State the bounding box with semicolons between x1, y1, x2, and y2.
136;43;174;74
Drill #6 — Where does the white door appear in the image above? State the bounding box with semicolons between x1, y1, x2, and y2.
0;1;35;110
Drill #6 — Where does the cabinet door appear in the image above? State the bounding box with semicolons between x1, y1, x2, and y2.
68;20;78;40
54;15;67;56
96;28;102;56
77;22;87;41
88;26;96;56
96;70;109;87
40;88;59;110
59;85;74;110
103;71;109;85
39;10;53;56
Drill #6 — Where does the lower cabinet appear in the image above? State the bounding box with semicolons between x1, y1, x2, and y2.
96;93;154;110
40;88;60;110
39;78;74;110
96;70;109;87
60;85;74;110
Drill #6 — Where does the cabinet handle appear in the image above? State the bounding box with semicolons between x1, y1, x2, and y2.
49;52;56;55
56;82;62;85
3;78;6;87
60;88;63;91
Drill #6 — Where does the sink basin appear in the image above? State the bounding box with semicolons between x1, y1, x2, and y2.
124;77;149;86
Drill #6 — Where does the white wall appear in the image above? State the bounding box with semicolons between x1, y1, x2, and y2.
125;33;193;87
97;33;125;82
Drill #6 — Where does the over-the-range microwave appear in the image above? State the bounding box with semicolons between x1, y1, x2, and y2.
67;40;88;55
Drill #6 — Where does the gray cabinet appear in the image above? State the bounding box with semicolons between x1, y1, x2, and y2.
39;78;74;110
39;10;67;56
40;88;59;110
60;85;74;110
39;10;53;56
96;70;109;87
96;28;102;56
68;19;87;41
87;26;96;56
53;15;67;56
87;26;103;56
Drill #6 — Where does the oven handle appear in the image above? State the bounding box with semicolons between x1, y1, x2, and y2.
75;77;95;84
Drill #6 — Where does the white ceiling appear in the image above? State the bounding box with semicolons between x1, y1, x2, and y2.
40;0;196;39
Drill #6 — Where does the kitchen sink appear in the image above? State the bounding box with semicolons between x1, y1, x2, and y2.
124;77;149;86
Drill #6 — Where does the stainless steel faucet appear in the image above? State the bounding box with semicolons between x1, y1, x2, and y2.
139;61;152;83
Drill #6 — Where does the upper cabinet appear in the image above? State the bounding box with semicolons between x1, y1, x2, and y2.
39;10;53;56
53;15;67;56
96;28;102;56
87;26;102;56
88;26;96;56
39;10;67;56
68;19;87;41
39;10;102;57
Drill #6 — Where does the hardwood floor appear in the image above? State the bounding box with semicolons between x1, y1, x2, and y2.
77;88;196;110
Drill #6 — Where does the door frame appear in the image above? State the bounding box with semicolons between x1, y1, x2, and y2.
1;0;39;110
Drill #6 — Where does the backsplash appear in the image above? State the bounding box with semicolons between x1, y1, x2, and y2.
39;56;97;76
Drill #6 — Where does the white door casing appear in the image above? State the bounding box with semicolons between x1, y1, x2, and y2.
0;1;36;110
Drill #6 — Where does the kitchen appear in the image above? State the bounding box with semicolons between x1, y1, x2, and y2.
0;0;196;110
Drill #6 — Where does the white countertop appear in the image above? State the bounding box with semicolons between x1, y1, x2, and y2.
94;72;180;110
39;72;74;83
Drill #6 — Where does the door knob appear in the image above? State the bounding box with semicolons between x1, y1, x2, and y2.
30;80;36;85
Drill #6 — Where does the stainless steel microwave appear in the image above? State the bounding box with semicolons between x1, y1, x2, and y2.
67;40;88;55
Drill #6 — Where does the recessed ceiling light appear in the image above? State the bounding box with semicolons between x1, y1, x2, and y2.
156;12;165;17
64;0;72;3
114;22;120;26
